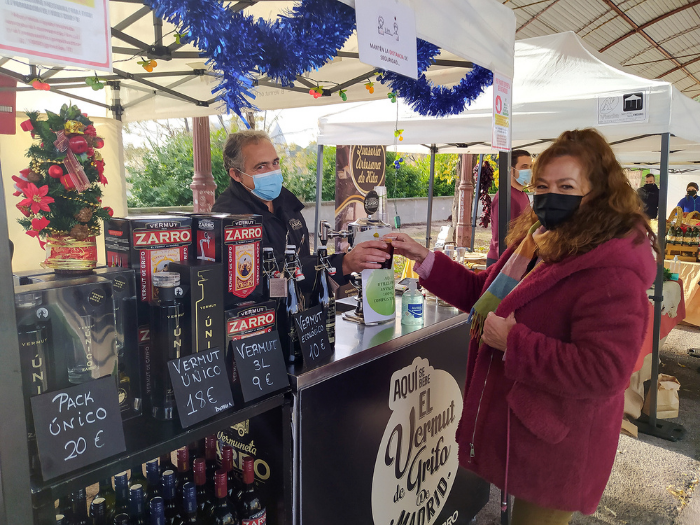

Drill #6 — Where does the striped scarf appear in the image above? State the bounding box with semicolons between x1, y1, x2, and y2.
468;221;543;343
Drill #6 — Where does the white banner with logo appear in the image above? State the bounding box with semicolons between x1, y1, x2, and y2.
492;72;512;152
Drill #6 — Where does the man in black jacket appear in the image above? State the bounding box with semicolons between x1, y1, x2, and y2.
637;173;659;219
212;130;390;291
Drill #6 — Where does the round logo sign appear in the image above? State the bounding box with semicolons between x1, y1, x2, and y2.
364;190;380;216
371;357;463;525
88;289;106;307
351;145;386;195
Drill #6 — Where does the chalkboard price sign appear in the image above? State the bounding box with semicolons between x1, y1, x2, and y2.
31;376;126;481
229;331;290;402
168;347;234;429
294;304;333;372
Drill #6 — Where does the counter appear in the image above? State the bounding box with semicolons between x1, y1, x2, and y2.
288;297;490;525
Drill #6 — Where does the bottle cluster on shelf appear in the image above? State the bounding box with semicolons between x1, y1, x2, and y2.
54;436;266;525
666;225;700;247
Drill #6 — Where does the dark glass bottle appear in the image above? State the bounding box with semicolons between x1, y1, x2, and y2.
115;472;130;516
193;458;209;517
90;497;107;525
130;484;147;525
96;478;116;522
130;463;148;491
71;488;89;525
55;514;66;525
280;247;304;364
238;457;266;525
262;247;277;300
173;482;197;524
148;497;165;525
150;272;183;420
57;495;73;522
175;448;193;515
159;453;176;477
309;246;336;350
114;513;130;525
146;459;162;502
204;435;218;497
211;470;238;525
15;291;52;475
161;470;179;524
221;445;243;504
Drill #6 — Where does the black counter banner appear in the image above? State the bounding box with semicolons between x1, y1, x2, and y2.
168;347;234;428
31;376;126;480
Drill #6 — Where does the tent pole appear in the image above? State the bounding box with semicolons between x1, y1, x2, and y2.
636;132;686;441
471;154;484;251
498;152;511;257
426;145;437;248
314;144;324;254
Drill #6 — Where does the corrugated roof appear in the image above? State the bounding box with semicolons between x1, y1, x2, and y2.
507;0;700;98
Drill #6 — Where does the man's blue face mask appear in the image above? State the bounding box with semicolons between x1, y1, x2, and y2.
241;169;284;201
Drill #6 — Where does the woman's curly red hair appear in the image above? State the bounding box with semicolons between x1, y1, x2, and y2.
506;128;659;262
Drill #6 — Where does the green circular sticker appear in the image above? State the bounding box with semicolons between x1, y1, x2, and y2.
365;270;395;316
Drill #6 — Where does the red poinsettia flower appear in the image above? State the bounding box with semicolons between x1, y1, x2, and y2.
16;203;31;217
83;125;97;137
12;174;29;197
103;206;114;217
99;172;108;185
19;183;54;214
31;216;50;232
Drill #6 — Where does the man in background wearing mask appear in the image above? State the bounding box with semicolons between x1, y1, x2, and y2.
637;173;659;219
212;130;390;291
677;182;700;213
486;150;532;267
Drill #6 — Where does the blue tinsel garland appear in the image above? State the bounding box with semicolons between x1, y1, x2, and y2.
146;0;492;118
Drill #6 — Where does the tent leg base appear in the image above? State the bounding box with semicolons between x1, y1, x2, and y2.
634;415;686;442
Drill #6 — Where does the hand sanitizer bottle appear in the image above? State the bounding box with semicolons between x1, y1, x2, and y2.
401;279;424;326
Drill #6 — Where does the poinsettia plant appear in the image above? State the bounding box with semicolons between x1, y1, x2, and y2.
14;104;113;247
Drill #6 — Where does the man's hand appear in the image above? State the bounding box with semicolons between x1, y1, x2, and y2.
342;240;391;275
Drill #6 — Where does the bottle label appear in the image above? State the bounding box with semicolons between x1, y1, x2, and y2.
242;509;267;525
407;303;423;318
269;277;287;298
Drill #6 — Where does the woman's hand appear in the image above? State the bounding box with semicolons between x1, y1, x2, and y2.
384;232;430;264
482;312;517;352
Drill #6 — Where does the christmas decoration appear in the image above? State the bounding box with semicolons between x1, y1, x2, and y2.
13;104;111;271
31;79;51;91
387;92;397;103
138;59;158;72
393;157;404;170
85;75;105;91
365;81;375;94
476;160;495;228
308;85;324;99
394;129;404;142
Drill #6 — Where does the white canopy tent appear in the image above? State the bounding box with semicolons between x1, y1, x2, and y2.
317;31;700;166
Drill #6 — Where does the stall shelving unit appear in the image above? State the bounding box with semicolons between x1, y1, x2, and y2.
0;175;293;525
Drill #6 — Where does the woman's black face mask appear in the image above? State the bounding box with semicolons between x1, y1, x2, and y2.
533;193;583;230
688;189;698;198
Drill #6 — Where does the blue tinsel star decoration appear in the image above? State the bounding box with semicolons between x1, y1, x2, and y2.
146;0;493;119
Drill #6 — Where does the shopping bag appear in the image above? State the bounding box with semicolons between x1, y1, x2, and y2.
642;374;681;419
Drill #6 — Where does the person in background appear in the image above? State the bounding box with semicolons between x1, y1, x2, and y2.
637;173;659;219
211;130;389;293
387;129;657;525
677;182;700;213
487;150;532;267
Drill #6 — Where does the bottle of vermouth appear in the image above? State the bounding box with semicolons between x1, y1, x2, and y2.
114;472;130;516
89;497;107;525
204;435;218;497
211;470;239;525
173;482;198;524
130;484;147;525
71;488;89;525
130;463;148;490
15;291;52;475
146;459;162;503
281;246;304;364
310;246;336;350
175;447;194;514
238;457;266;525
96;478;116;522
150;272;183;420
262;247;279;301
161;470;179;524
193;458;209;518
148;497;165;525
222;445;244;503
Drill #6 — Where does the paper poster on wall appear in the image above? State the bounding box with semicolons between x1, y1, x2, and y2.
597;90;649;125
492;72;512;152
0;0;112;72
355;0;418;80
371;356;463;525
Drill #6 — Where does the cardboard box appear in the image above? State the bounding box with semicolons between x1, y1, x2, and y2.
191;214;263;307
169;260;225;355
104;215;192;321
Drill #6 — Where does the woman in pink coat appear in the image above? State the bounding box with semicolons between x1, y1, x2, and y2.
388;129;658;525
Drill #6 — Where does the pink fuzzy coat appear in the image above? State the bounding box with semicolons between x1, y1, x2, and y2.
419;233;656;514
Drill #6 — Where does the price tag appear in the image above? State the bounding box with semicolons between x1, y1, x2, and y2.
229;331;290;402
269;276;287;298
31;376;126;481
294;304;333;372
168;347;234;429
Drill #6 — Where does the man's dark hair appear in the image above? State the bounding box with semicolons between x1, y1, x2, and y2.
645;174;655;180
688;182;699;191
511;149;531;168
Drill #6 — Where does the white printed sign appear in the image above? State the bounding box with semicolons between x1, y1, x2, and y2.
597;90;649;125
372;357;463;525
0;0;112;72
492;72;512;152
356;0;418;80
